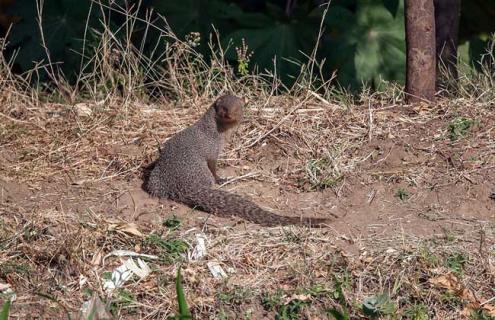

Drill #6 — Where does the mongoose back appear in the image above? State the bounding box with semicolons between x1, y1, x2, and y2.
146;94;331;227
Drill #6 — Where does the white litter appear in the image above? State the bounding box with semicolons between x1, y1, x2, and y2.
207;261;228;279
189;233;207;261
102;250;158;265
79;274;88;288
0;282;16;302
103;258;151;294
124;257;151;279
0;282;10;291
74;103;93;117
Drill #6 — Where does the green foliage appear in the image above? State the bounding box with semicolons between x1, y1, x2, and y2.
356;1;406;87
440;291;462;306
110;289;136;315
176;267;192;319
300;284;331;298
449;118;474;141
332;273;352;304
328;308;351;320
275;298;308;320
0;299;11;320
382;0;400;17
261;289;284;311
235;39;253;76
0;260;31;278
217;286;253;305
146;234;189;263
469;309;495;320
4;0;495;89
362;293;396;317
395;188;409;201
168;267;192;320
445;253;468;275
152;0;235;39
6;0;103;78
163;215;182;230
419;247;440;268
404;304;428;320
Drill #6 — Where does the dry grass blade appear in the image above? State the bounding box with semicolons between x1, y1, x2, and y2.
1;2;495;319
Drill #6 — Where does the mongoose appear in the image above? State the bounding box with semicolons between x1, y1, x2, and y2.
145;94;331;227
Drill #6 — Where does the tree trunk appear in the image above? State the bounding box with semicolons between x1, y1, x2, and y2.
404;0;436;103
434;0;461;91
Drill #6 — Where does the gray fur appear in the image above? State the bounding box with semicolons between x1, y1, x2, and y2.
146;94;330;227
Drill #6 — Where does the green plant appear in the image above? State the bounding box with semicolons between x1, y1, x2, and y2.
305;154;344;191
362;293;396;318
404;304;428;320
168;267;192;320
419;247;440;268
448;118;474;141
0;299;11;320
439;291;462;306
322;0;406;89
146;234;189;263
235;38;253;77
261;289;284;311
163;215;182;230
469;309;495;320
396;188;409;201
6;0;102;78
0;261;31;278
302;284;331;298
215;309;229;320
217;286;253;305
5;0;495;90
332;274;351;304
395;188;409;201
445;253;468;275
275;298;308;320
109;289;136;316
327;308;351;320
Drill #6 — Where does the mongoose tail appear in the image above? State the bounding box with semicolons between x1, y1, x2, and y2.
177;187;331;227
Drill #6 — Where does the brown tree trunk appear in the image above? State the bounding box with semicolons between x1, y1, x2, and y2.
434;0;461;91
405;0;437;103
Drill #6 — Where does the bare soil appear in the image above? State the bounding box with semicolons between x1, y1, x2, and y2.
1;96;494;319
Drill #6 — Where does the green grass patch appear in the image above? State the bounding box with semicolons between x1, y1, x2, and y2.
449;117;474;141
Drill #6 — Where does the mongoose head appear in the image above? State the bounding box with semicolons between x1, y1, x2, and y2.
214;94;244;129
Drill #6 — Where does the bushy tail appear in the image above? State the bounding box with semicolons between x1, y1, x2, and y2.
176;187;331;227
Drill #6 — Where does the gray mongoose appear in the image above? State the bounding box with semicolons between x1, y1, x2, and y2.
145;94;331;227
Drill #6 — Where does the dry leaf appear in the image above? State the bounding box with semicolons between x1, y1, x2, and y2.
430;272;495;316
482;303;495;316
283;294;311;305
107;222;143;237
91;250;103;266
429;273;459;290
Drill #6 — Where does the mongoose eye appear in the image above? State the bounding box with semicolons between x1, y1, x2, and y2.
217;110;226;118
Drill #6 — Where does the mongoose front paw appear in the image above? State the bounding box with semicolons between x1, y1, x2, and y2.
215;177;228;185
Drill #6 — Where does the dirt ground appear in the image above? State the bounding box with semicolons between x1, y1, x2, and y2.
1;96;494;319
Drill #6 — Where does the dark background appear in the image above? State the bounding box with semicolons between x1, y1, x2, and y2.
1;0;494;90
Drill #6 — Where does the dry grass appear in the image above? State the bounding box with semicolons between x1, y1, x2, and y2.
1;3;495;319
